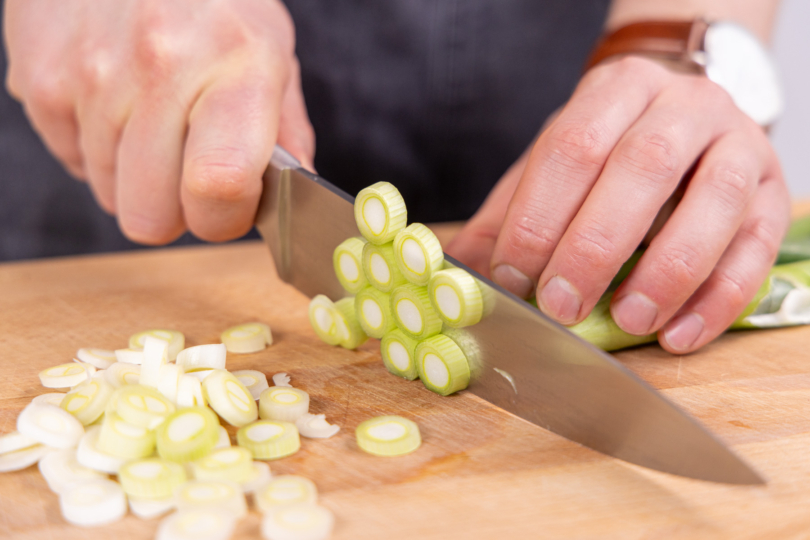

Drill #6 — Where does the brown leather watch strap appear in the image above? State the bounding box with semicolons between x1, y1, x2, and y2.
584;20;709;72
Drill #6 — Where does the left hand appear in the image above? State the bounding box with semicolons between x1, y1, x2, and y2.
447;56;790;354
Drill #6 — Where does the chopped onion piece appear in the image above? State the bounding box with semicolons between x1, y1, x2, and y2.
191;446;253;483
390;283;443;340
356;415;421;457
355;287;396;339
271;373;292;388
119;457;187;499
380;329;419;380
76;425;127;474
295;414;340;439
59;479;127;527
38;448;105;494
393;223;444;286
240;461;271;494
221;322;273;354
202;369;258;427
104;362;141;388
129;496;175;520
255;475;317;512
186;368;216;382
0;444;50;472
176;344;227;371
261;503;334;540
156;406;219;463
140;336;169;388
32;393;67;406
0;430;39;454
237;420;300;461
415;334;470;396
307;295;342;346
129;329;185;361
114;384;176;429
233;369;271;399
428;268;483;328
98;412;156;459
333;297;368;350
332;237;369;294
158;363;184;403
215;426;231;449
175;480;248;518
354;181;407;245
60;377;114;426
362;242;407;293
259;387;310;423
17;402;84;449
156;508;237;540
177;374;207;408
39;363;94;389
77;348;117;370
115;348;144;365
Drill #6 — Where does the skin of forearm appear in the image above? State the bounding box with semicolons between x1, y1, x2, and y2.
606;0;781;42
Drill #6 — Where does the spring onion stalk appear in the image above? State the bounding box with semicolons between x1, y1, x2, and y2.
272;373;292;388
177;344;227;371
355;415;421;457
393;223;444;286
76;425;127;474
259;387;310;422
202;369;259;427
119;458;187;499
191;446;253;483
233;369;271;400
158;363;185;403
355;287;397;339
354;182;408;245
177;374;207;408
221;322;273;353
76;348;117;370
777;215;810;264
237;420;300;460
156;508;237;540
38;448;106;494
732;260;810;329
140;336;169;388
59;378;114;426
156;406;219;462
115;348;145;364
175;480;248;518
129;329;185;361
568;293;657;351
104;362;142;388
334;297;369;349
295;414;340;439
0;431;38;454
333;237;370;293
261;503;335;540
215;426;231;449
255;475;317;512
59;478;127;527
415;334;471;396
32;393;67;406
428;268;483;328
241;461;272;494
308;295;343;346
17;403;85;449
114;384;176;429
362;242;408;293
379;329;419;380
98;412;156;459
39;363;94;389
0;444;49;472
129;496;175;520
390;284;443;340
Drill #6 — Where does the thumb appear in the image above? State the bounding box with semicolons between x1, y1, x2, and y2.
276;57;316;171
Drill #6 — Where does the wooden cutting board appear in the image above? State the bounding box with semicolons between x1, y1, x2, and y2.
1;208;810;540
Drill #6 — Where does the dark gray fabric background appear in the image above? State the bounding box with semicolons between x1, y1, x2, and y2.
0;0;608;261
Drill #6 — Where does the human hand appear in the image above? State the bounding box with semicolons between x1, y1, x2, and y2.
4;0;314;244
447;56;790;354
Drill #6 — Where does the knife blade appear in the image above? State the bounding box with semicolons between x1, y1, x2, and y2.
255;146;764;485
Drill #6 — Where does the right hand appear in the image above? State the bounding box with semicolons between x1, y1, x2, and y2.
4;0;314;244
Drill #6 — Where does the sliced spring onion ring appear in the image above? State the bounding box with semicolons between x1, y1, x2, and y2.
191;446;253;483
177;374;207;408
17;402;85;449
259;387;310;422
129;329;185;361
261;503;334;540
355;287;396;339
356;415;421;457
241;461;272;494
175;480;248;518
140;336;169;388
76;348;117;369
380;329;419;380
156;508;237;540
32;393;67;406
333;237;369;293
233;369;270;399
115;348;144;365
76;425;127;474
415;334;471;396
255;475;317;512
393;223;444;286
295;414;340;439
119;457;187;499
114;384;176;429
237;420;300;460
221;322;273;354
271;373;292;388
354;181;407;245
202;369;259;427
215;426;231;449
59;478;127;527
428;268;483;328
390;283;443;340
60;377;114;426
98;412;156;459
362;242;408;293
156;406;219;463
186;368;216;381
0;444;50;472
176;344;227;371
38;448;105;494
39;363;94;389
334;297;369;349
308;295;342;346
0;430;39;454
158;363;184;403
104;362;141;388
129;496;175;520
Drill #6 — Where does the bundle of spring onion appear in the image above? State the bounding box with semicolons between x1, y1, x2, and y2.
0;325;341;540
311;182;484;398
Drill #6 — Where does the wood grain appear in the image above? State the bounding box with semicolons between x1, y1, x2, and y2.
1;213;809;539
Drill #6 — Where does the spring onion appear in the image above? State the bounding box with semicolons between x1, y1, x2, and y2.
17;402;85;449
202;369;259;427
32;393;67;406
0;431;38;454
308;295;343;346
241;461;272;494
237;420;300;460
129;329;185;361
334;297;369;349
76;425;127;474
295;414;340;439
98;412;156;459
175;480;248;518
568;293;656;352
354;181;407;245
186;368;216;381
119;457;187;499
115;348;144;364
140;336;169;388
114;384;176;429
272;372;292;388
428;268;483;328
76;348;117;370
177;374;207;408
104;362;141;388
393;223;444;286
355;415;421;457
261;503;334;540
255;475;317;512
60;377;114;426
221;322;273;354
355;287;397;339
177;344;227;371
215;426;231;449
156;508;237;540
156;406;219;463
733;260;810;328
0;444;49;472
59;478;127;527
379;329;419;380
129;496;175;520
259;387;310;422
333;237;370;293
415;334;471;396
233;369;271;400
39;448;106;494
191;446;254;483
158;363;185;403
390;283;443;340
362;242;408;293
39;363;94;389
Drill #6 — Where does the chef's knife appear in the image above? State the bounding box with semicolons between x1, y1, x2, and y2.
255;146;764;485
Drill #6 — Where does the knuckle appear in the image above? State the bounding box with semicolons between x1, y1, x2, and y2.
703;163;753;215
546;121;611;172
650;242;703;290
505;215;559;259
185;150;260;204
26;72;69;113
616;131;680;185
566;225;617;272
135;29;183;75
78;54;114;95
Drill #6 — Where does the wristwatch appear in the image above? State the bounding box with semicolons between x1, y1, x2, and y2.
585;19;783;126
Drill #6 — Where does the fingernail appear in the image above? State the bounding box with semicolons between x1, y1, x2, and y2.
664;313;705;352
492;264;534;298
538;276;582;324
611;292;659;335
